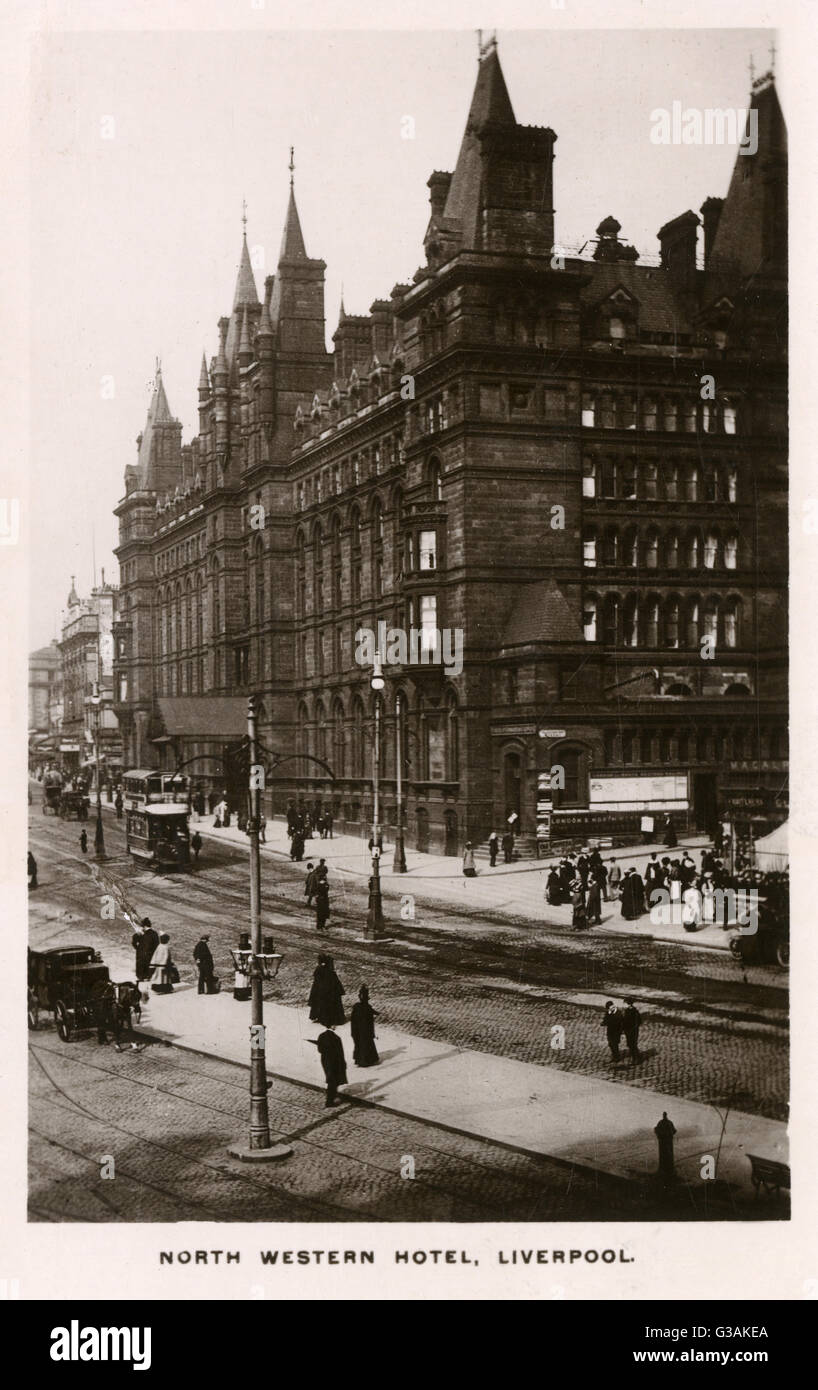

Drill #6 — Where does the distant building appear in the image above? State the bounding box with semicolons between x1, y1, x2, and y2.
113;47;787;853
28;640;60;763
58;574;122;779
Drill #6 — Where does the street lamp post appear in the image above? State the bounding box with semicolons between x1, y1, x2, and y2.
366;655;385;939
393;689;407;873
90;685;105;859
228;695;293;1162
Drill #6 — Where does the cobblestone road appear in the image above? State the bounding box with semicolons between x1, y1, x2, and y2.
29;1033;776;1223
29;806;789;1129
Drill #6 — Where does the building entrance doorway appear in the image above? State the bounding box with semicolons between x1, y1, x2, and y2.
444;809;458;856
504;751;522;831
693;772;717;833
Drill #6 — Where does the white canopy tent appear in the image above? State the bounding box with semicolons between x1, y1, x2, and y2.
753;820;789;872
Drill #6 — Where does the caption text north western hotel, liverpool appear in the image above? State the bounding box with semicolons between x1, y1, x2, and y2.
159;1248;635;1266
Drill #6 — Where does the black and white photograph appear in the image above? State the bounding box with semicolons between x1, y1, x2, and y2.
5;0;814;1312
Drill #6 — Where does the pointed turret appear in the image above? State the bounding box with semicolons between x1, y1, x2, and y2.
198;352;210;396
238;305;253;366
433;41;556;256
225;226;260;363
279;186;307;262
67;575;80;608
707;74;787;280
134;362;183;493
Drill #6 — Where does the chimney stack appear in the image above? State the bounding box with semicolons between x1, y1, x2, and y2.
699;197;725;268
657;210;700;282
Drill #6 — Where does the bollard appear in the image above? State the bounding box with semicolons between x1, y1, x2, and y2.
654;1110;677;1181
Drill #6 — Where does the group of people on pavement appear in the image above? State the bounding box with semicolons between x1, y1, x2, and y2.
131;918;178;993
305;859;332;930
307;953;380;1105
545;847;612;929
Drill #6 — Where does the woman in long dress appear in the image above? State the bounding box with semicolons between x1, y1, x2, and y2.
571;878;587;930
150;933;175;993
351;985;380;1067
308;954;346;1026
462;843;477;877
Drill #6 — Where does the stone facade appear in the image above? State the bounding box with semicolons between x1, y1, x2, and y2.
113;48;787;854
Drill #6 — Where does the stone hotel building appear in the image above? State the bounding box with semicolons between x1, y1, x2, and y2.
113;45;787;855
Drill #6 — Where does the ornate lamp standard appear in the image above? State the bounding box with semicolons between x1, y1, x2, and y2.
89;684;105;859
365;654;386;939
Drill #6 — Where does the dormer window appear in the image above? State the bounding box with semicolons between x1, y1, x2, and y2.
609;316;625;340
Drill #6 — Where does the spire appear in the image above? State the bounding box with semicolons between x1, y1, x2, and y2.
151;361;172;423
279;150;307;261
258;296;274;339
198;352;209;392
232;227;259;311
67;575;80;608
441;42;516;245
707;75;787;279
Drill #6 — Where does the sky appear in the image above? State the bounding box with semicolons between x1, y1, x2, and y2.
29;25;778;648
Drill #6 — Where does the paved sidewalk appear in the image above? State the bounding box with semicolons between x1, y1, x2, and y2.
132;973;786;1195
191;814;730;951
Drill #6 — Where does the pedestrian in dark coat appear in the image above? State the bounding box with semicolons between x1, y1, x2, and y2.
570;879;587;931
620;868;645;921
488;831;499;867
655;1112;676;1180
291;831;305;862
308;954;346;1026
325;812;334;840
304;861;317;904
315;879;331;932
27;851;38;889
621;998;642;1060
114;793;123;820
193;934;216;994
501;830;514;864
664;814;677;849
313;1026;348;1106
586;877;603;925
602;1000;623;1062
133;918;159;982
79;829;88;854
577;851;590;887
592;858;609;901
559;858;574;897
191;831;203;862
545;867;562;905
350;985;379;1067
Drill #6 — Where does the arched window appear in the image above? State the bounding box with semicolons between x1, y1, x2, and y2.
609;317;625;342
581;393;595;427
624;593;639;647
624;526;639;568
429;459;443;502
352;697;366;778
686;464;699;501
726;467;738;503
583;527;597;567
704;532;719;569
723;598;740;648
331;514;342;605
446;693;459;781
601;457;617;497
313;522;324;615
663;400;678;432
621;458;637;499
664;596;681;649
687;530;700;569
684;400;697;432
332;698;346;777
666;683;693;697
643;398;658;431
723;401;737;434
664;465;679;501
645;594;660;647
644;528;659;569
724;534;738;570
582;457;597;498
666;530;680;569
583;596;598;642
686;597;700;648
371;496;384;597
314;700;327;762
602;593;620;645
602;526;619;566
642;461;658;500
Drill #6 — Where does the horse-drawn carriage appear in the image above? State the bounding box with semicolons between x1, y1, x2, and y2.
41;776;62;815
58;789;89;821
27;945;141;1043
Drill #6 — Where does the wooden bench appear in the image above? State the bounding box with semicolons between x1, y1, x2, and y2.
748;1154;790;1197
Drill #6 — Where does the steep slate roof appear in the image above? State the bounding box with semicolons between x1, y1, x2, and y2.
225;234;260;362
578;262;692;334
279;186;308;261
708;80;787;279
137;368;174;477
440;46;516;250
501;578;583;647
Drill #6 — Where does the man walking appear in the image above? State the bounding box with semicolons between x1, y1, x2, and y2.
304;861;317;906
312;1024;348;1107
27;850;38;890
193;934;216;994
501;829;514;864
488;830;499;867
191;830;203;863
602;1000;623;1063
132;917;159;983
79;828;88;854
621;997;642;1061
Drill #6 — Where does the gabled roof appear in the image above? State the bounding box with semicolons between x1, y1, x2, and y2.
501;578;583;647
579;262;690;334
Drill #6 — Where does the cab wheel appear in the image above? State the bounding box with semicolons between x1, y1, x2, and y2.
54;1001;72;1042
27;989;39;1031
728;935;745;961
775;939;789;968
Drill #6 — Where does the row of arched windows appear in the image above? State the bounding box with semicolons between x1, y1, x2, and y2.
603;725;787;765
294;689;460;783
583;591;743;648
581;393;738;435
583;526;742;571
583;457;738;503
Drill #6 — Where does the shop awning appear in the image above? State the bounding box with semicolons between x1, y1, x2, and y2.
155;697;248;739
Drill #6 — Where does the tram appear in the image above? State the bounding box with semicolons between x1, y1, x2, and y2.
123;769;191;870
